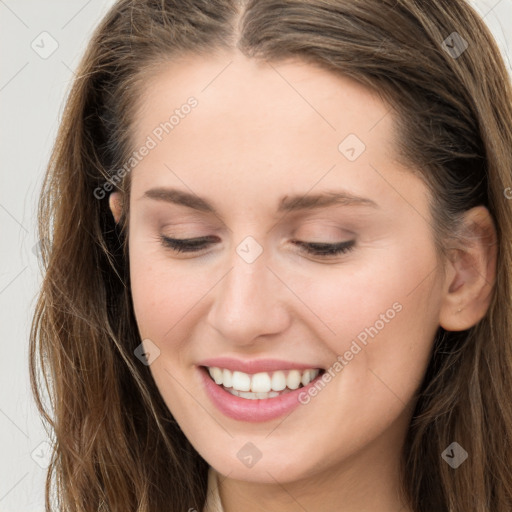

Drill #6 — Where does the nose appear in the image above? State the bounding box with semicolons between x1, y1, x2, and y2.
206;244;291;346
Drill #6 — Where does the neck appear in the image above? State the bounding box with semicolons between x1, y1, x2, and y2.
214;413;414;512
216;462;411;512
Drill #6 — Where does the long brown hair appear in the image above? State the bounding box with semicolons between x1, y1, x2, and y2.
30;1;512;510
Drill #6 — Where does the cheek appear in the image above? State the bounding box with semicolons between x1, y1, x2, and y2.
280;244;442;457
128;235;206;345
299;240;442;383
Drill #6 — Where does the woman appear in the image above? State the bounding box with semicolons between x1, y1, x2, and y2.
30;0;512;511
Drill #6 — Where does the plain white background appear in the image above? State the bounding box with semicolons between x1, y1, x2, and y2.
0;1;511;510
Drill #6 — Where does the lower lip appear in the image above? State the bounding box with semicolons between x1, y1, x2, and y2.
199;366;323;422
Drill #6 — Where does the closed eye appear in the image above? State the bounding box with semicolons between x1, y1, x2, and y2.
290;240;355;257
159;235;355;258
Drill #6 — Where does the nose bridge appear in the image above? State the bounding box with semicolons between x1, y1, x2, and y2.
206;239;289;343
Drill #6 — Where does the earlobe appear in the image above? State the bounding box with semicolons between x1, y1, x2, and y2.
109;191;123;224
438;206;497;331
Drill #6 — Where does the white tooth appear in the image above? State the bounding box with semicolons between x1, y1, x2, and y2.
287;369;301;390
224;387;287;399
301;370;312;386
271;370;287;391
215;368;320;394
251;372;271;393
222;369;233;388
239;391;259;399
232;371;251;391
210;367;223;385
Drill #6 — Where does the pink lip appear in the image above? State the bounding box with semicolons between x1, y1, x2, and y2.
197;357;323;374
198;366;324;422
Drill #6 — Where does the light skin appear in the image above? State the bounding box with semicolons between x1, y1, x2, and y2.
109;52;496;512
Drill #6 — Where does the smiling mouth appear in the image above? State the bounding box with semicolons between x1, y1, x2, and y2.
203;366;326;399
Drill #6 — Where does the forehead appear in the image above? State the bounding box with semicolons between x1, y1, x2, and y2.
130;51;394;155
127;52;415;216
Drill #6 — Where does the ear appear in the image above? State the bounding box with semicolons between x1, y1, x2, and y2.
109;191;123;224
439;206;497;331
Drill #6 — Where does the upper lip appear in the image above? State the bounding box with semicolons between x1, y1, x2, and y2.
198;357;324;374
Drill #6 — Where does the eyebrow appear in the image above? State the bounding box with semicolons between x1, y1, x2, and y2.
141;187;379;213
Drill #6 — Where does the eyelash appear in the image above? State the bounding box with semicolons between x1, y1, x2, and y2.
159;235;355;258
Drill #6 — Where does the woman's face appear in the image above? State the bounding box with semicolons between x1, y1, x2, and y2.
118;52;449;483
